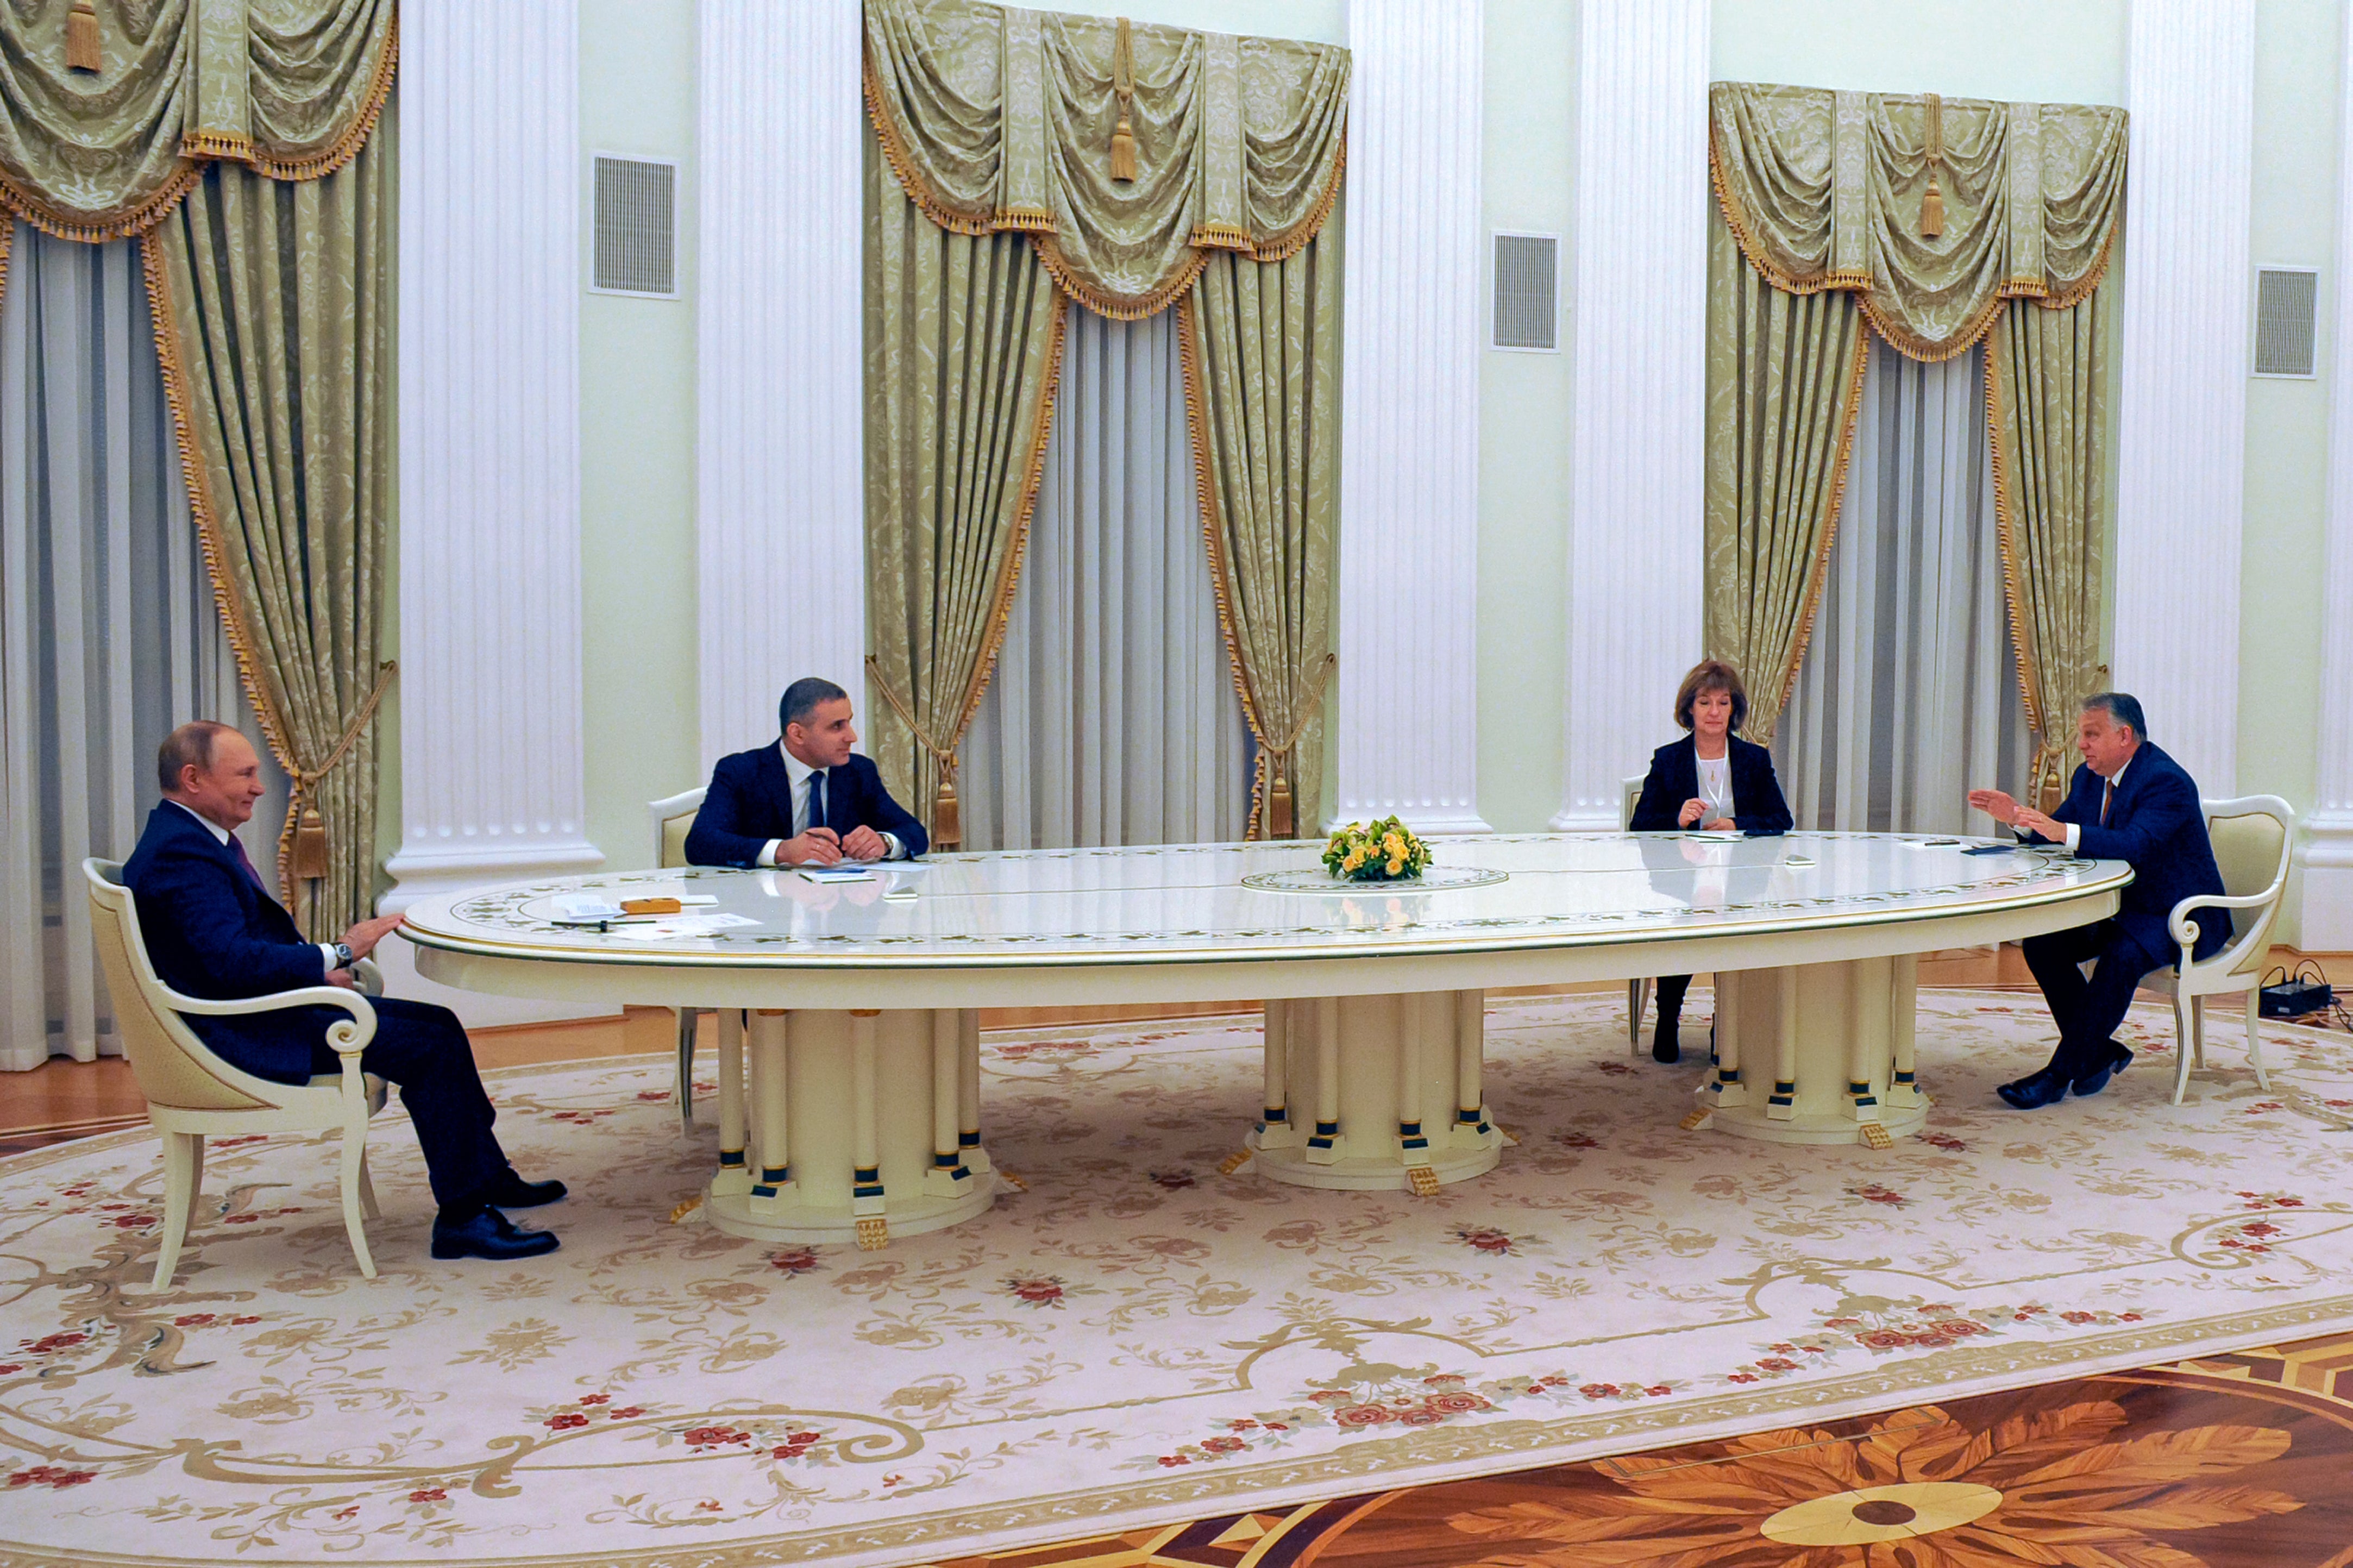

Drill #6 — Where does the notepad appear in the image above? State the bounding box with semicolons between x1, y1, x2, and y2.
799;866;875;883
1684;830;1743;842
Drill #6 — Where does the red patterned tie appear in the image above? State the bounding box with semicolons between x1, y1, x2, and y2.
2099;779;2113;827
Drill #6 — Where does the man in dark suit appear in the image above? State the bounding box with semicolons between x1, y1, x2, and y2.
686;677;929;868
122;722;564;1260
1969;692;2231;1110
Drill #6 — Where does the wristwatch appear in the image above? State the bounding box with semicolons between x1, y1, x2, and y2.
331;943;354;967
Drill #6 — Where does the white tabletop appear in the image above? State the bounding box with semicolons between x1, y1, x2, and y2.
401;834;2127;990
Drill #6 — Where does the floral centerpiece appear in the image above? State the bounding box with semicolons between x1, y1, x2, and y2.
1322;816;1432;882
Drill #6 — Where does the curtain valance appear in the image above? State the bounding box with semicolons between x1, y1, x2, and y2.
864;0;1347;318
1709;81;2125;360
0;0;396;242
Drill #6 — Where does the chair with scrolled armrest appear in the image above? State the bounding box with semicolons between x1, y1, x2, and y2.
84;858;388;1288
2135;796;2293;1106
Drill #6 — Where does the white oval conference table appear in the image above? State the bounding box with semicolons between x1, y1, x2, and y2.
401;833;2128;1249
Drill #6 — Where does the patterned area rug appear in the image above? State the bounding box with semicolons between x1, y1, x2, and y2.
3;991;2352;1568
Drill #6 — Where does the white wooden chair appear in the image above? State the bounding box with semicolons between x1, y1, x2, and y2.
2139;795;2293;1105
649;787;707;1123
1623;774;1651;1053
84;858;387;1288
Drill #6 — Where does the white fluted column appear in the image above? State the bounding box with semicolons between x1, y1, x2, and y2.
1551;0;1710;830
697;1;866;768
2112;3;2255;795
2299;3;2353;946
1332;0;1490;833
386;2;599;912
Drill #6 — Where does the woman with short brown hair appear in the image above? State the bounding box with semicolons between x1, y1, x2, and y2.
1626;659;1792;1062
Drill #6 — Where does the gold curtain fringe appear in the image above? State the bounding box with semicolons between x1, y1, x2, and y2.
1245;132;1347;265
950;288;1071;744
237;11;399;185
179;131;258;161
1707;128;1845;298
1854;286;2005;364
1176;283;1278;838
1981;300;2053;748
1189;222;1251;252
1761;312;1873;742
141;235;312;905
862;44;996;236
1033;231;1212;321
0;161;206;245
994;205;1056;233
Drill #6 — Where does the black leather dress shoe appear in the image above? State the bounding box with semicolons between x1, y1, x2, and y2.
1997;1065;2073;1110
430;1207;561;1260
482;1170;568;1208
1652;1023;1680;1065
2071;1041;2135;1098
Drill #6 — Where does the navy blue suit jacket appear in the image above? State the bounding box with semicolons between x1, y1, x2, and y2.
2022;742;2230;963
121;802;333;1084
1629;735;1793;836
683;746;928;868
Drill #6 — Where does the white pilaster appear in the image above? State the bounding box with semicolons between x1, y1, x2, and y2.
2298;1;2353;947
1551;0;1710;830
2112;2;2254;796
385;2;600;1019
697;1;867;769
1332;0;1490;835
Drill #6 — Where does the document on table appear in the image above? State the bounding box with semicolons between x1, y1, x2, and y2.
1684;830;1743;842
612;912;761;940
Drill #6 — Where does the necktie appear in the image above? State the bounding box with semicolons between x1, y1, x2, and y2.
809;769;829;835
229;832;267;892
2100;778;2113;826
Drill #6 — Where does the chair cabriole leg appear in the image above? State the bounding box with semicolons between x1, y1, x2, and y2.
152;1128;197;1291
340;1124;377;1279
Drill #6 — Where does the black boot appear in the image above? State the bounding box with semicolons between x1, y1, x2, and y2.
1652;1020;1680;1064
1652;975;1692;1064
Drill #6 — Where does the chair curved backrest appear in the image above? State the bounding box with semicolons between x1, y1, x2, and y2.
1621;775;1646;831
83;860;283;1113
650;787;706;870
2200;795;2293;977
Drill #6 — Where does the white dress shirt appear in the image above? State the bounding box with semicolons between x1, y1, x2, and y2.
756;742;905;866
168;799;338;974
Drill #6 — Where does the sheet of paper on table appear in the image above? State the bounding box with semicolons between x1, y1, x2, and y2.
1684;830;1743;842
612;913;762;940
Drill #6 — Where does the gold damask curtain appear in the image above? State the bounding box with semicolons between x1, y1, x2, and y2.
865;149;1066;849
1706;80;2122;773
863;0;1347;842
0;0;395;241
0;0;396;928
864;0;1346;319
1181;237;1339;839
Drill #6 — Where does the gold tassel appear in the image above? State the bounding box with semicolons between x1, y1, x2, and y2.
1268;766;1294;839
290;802;331;880
932;773;962;851
1919;91;1946;239
1109;17;1139;183
1919;177;1946;239
65;0;102;72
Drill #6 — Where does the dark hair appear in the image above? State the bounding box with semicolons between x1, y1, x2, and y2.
1674;660;1749;733
2081;691;2147;740
780;676;850;734
156;720;241;795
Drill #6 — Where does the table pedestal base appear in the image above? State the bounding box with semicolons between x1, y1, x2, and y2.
1246;991;1503;1190
1689;957;1930;1146
701;1007;996;1247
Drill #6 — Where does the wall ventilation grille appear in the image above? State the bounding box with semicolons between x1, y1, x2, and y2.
1492;232;1559;352
2252;266;2318;378
593;155;677;298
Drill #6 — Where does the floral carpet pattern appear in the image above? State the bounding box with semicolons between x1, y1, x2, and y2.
2;992;2352;1567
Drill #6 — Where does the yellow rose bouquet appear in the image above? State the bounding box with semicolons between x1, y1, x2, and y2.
1322;816;1432;882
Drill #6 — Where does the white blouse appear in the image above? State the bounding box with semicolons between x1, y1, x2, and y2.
1696;751;1735;824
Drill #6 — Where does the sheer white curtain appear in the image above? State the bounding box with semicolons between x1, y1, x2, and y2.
1772;338;2031;833
959;302;1250;849
0;225;283;1070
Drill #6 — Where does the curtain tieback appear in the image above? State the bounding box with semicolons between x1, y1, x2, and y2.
1919;92;1947;238
1257;653;1337;839
864;656;964;851
285;660;398;882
